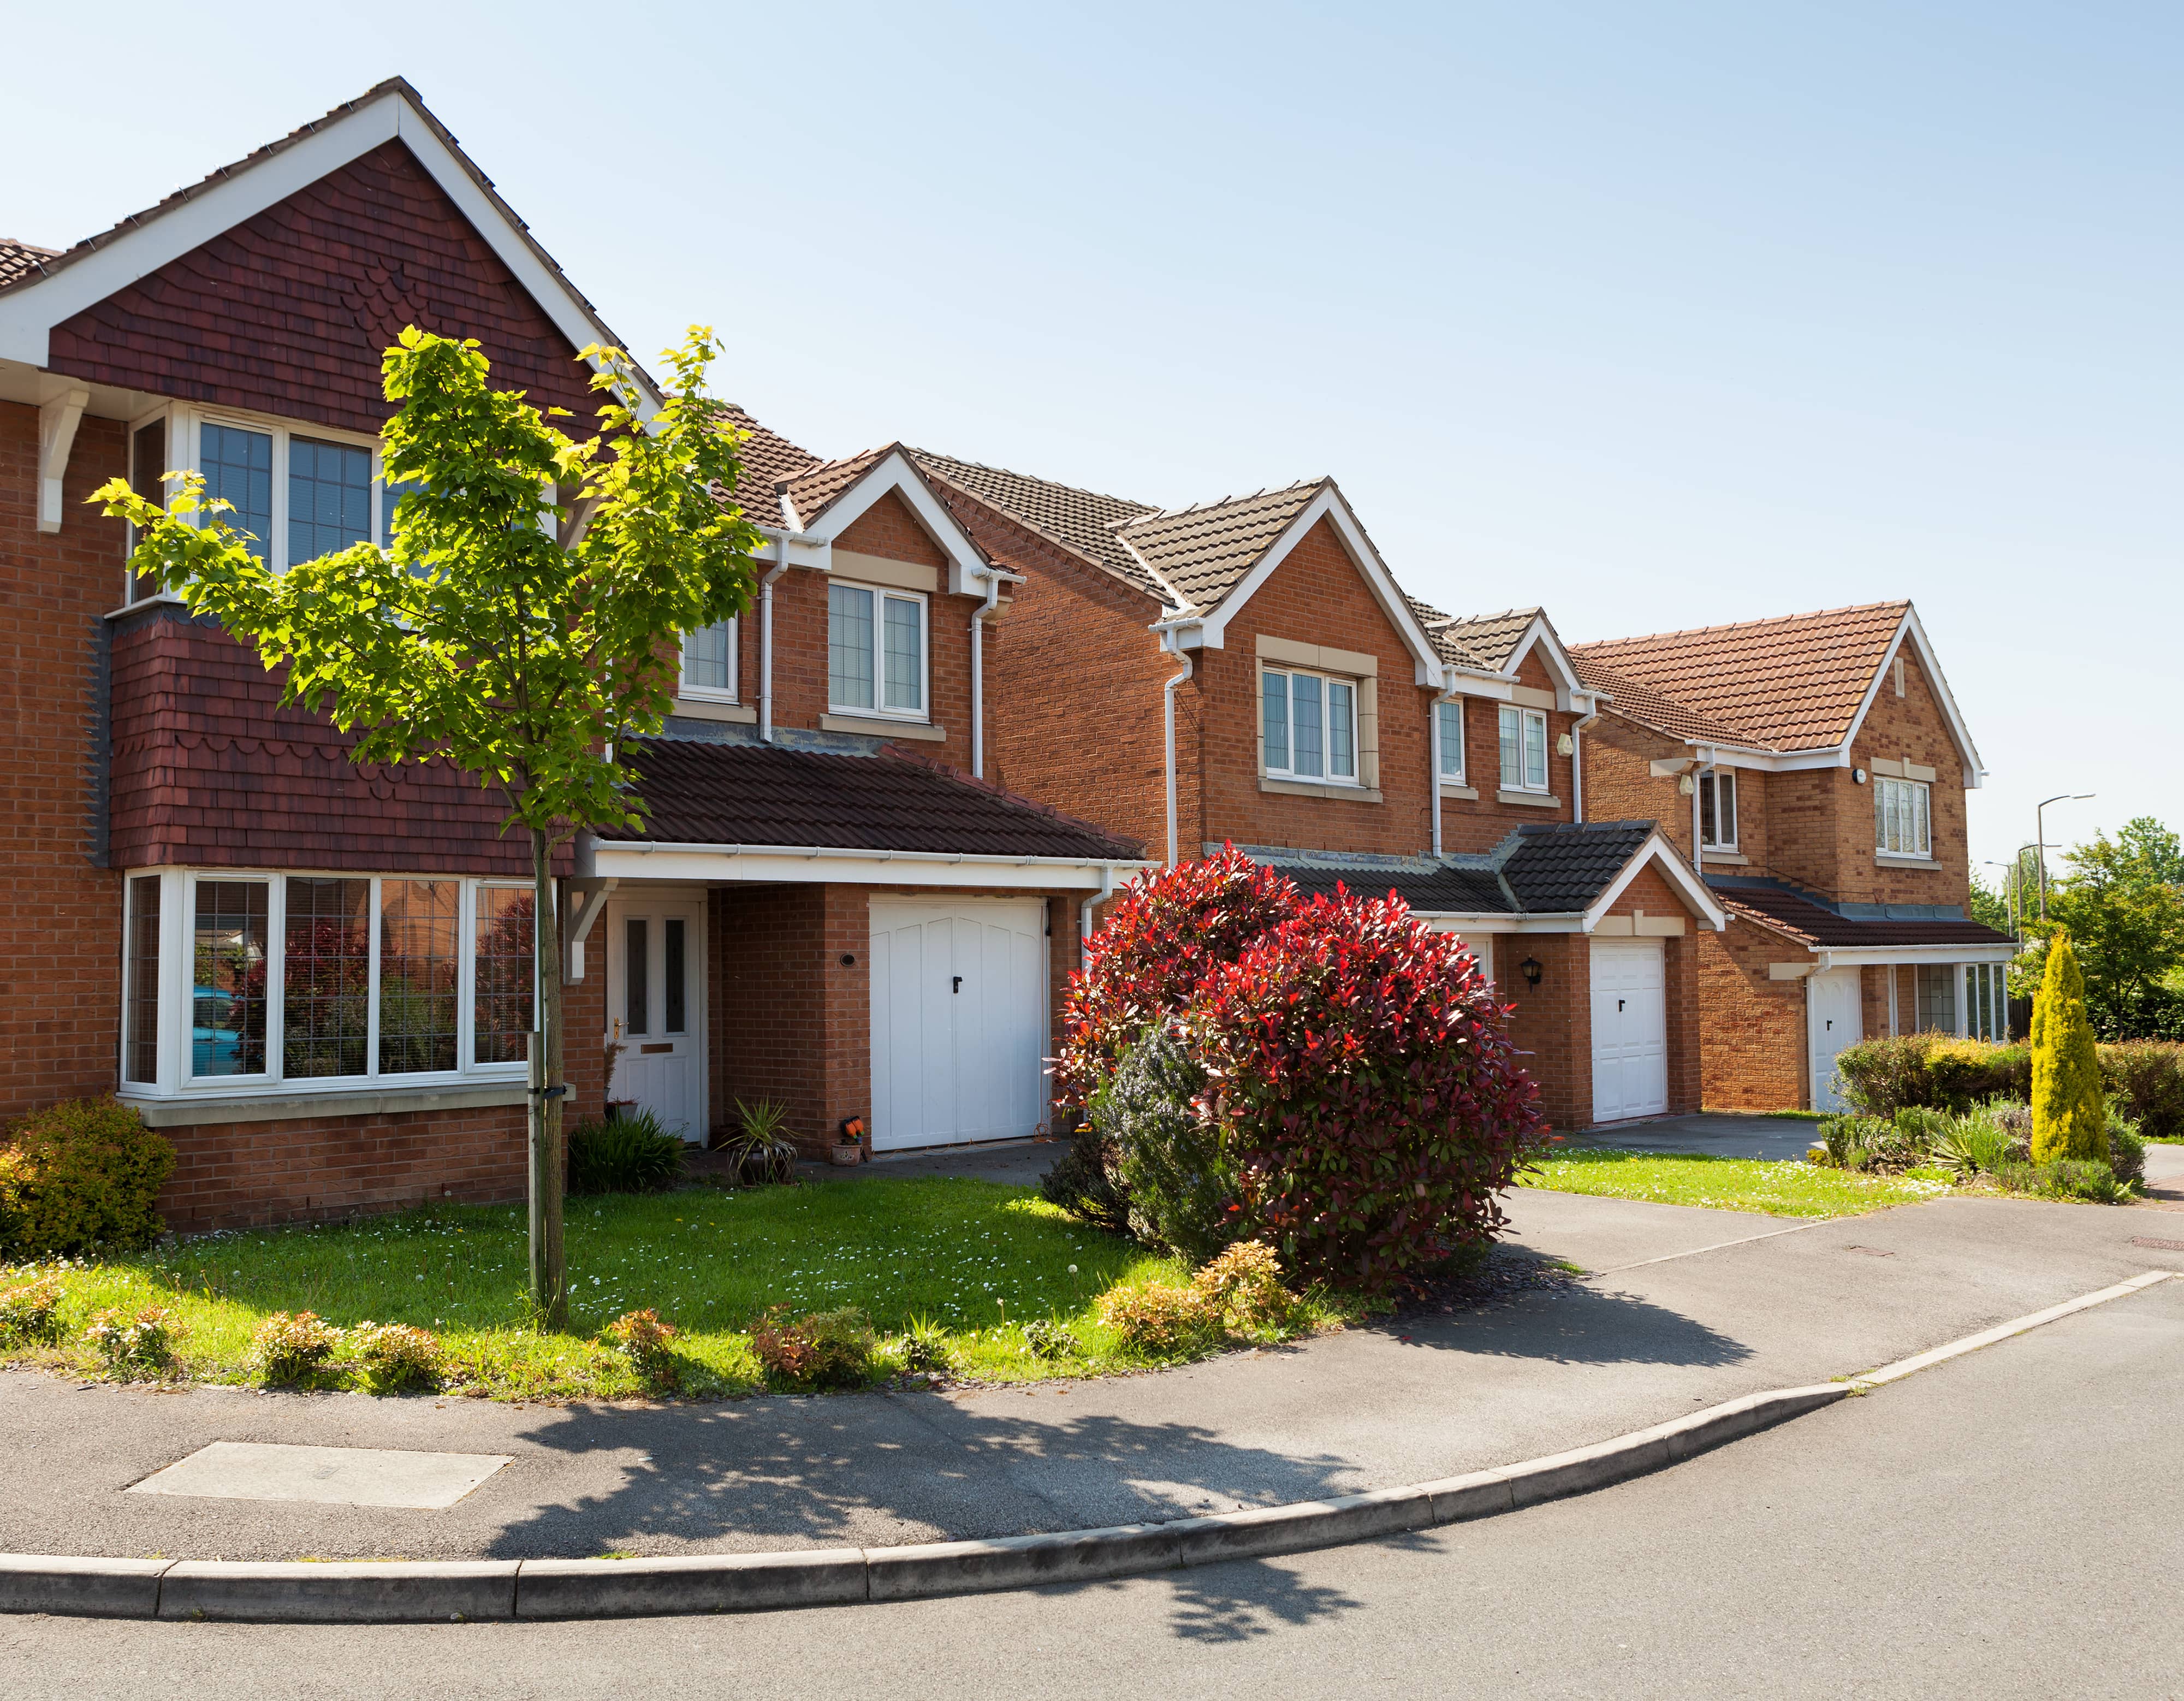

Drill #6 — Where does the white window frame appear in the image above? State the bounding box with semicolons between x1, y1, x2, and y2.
1699;767;1738;849
118;867;534;1100
1874;775;1932;857
678;618;740;702
1260;665;1362;785
1437;698;1466;784
828;580;930;721
1498;706;1551;793
118;400;403;606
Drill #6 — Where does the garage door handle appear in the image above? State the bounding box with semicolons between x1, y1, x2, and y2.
1618;999;1625;1012
1826;1019;1833;1030
953;976;963;994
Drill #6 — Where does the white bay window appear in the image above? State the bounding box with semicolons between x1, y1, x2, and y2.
120;869;535;1099
1262;667;1358;783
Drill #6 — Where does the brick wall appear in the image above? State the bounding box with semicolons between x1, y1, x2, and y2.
48;141;595;435
1698;920;1810;1110
1437;649;1586;854
1581;713;1691;855
1847;649;1971;905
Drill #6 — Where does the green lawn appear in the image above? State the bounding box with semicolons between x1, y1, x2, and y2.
1;1178;1355;1399
1520;1148;1953;1216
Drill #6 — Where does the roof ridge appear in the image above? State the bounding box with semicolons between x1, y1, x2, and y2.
1571;598;1912;653
1118;477;1326;528
906;448;1159;517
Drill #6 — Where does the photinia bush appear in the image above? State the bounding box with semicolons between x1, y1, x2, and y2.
1182;888;1541;1298
1053;846;1299;1124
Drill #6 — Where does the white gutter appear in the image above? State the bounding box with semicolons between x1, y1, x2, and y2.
1570;702;1602;823
969;567;1000;779
758;532;791;743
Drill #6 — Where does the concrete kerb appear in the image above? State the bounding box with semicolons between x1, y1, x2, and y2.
4;1271;2169;1625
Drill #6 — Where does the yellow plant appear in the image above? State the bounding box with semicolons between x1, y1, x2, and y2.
2031;933;2106;1163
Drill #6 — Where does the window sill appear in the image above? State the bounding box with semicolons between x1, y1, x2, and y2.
1438;783;1480;801
820;713;946;742
1260;777;1382;803
1876;852;1939;867
1497;789;1562;809
673;697;757;724
120;1080;529;1129
1701;849;1750;866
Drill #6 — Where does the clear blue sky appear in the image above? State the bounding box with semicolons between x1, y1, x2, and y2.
11;2;2177;884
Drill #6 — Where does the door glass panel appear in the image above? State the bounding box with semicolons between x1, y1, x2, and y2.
283;876;370;1078
473;888;535;1064
192;880;269;1076
379;879;458;1074
626;918;650;1035
664;917;686;1034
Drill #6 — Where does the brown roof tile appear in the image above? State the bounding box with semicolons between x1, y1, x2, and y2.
779;446;889;529
909;449;1161;594
1429;607;1541;672
1572;655;1752;745
1571;601;1909;752
0;239;59;291
1113;481;1326;611
719;404;821;518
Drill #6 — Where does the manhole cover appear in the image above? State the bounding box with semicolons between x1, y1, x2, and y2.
2129;1236;2184;1252
128;1442;512;1509
1844;1246;1895;1258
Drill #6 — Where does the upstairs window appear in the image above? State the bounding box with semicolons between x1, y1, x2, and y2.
1876;776;1931;856
1262;667;1357;783
287;438;373;564
1699;768;1737;848
200;423;274;562
680;620;737;700
829;582;926;719
1437;700;1465;782
1498;706;1549;792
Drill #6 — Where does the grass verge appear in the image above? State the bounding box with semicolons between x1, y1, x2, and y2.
1519;1148;1952;1217
0;1177;1363;1399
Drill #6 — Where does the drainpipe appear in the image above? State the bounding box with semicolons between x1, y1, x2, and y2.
759;533;790;743
1570;701;1601;823
1079;862;1115;954
969;567;1000;779
1430;674;1455;857
1162;640;1195;868
1690;744;1709;861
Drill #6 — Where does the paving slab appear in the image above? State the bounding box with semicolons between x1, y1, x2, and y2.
128;1442;511;1510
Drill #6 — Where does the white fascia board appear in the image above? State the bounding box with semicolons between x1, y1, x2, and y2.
0;90;656;414
799;449;992;594
1814;941;2018;968
1501;615;1587;706
1441;666;1516;702
1195;485;1445;673
1409;912;1584;933
1838;607;1988;788
1580;831;1729;932
752;524;833;572
592;841;1151;891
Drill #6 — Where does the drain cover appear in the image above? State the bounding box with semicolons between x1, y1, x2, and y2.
2129;1236;2184;1252
128;1442;512;1509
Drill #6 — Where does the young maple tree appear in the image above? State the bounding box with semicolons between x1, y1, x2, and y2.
94;327;762;1325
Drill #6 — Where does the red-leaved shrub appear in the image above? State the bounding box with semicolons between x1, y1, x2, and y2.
1182;888;1541;1297
1053;847;1298;1123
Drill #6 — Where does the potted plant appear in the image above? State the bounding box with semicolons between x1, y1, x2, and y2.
831;1115;868;1166
720;1098;797;1187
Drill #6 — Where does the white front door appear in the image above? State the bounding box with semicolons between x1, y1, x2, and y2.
1808;967;1863;1112
605;896;706;1142
1591;938;1668;1124
869;897;1048;1151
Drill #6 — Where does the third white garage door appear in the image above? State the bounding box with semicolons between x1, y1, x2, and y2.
1590;937;1667;1124
868;898;1049;1151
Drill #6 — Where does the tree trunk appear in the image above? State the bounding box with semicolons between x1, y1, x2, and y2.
529;825;568;1327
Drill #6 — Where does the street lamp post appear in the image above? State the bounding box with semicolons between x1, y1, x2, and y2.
2033;794;2094;922
1983;858;2021;944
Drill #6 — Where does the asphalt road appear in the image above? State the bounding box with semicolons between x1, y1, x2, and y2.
4;1263;2175;1699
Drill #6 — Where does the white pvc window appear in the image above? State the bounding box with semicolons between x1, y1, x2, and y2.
1700;768;1737;848
1437;700;1465;782
829;582;927;718
120;869;532;1098
1876;777;1931;856
1262;668;1358;783
679;620;738;700
1498;706;1549;791
1964;963;2006;1040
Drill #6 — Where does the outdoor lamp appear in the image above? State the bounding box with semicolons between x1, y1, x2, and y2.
1520;956;1544;988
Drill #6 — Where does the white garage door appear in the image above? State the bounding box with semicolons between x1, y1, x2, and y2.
1591;938;1668;1124
869;898;1049;1150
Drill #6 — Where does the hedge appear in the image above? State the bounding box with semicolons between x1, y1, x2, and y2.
1832;1032;2184;1139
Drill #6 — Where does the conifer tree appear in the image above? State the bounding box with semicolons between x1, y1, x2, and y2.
2031;932;2107;1162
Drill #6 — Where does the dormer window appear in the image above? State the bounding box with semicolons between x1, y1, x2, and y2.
829;581;927;720
1437;700;1465;783
1262;667;1357;783
679;619;738;701
1498;706;1549;792
1699;768;1737;849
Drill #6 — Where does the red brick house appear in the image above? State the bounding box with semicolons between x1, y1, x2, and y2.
905;458;1726;1132
0;80;1142;1231
1570;602;2014;1110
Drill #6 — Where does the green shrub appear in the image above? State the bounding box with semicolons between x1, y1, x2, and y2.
85;1305;178;1376
2049;1159;2124;1202
1834;1035;2029;1117
719;1099;798;1187
603;1308;681;1392
1926;1106;2014;1179
250;1310;344;1385
349;1321;443;1392
889;1320;952;1375
750;1307;875;1391
1095;1028;1242;1264
2033;935;2107;1163
1098;1283;1217;1360
0;1098;175;1257
1038;1125;1131;1236
2099;1042;2184;1141
1190;1241;1292;1333
1022;1318;1079;1360
2105;1114;2146;1188
0;1272;67;1346
567;1110;687;1196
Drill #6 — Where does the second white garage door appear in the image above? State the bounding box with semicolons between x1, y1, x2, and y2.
1590;937;1668;1124
869;898;1049;1151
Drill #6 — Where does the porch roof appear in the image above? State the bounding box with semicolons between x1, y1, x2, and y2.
1272;820;1671;921
616;738;1145;862
1711;877;2014;950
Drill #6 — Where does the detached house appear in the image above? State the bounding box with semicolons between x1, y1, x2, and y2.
1570;602;2014;1110
906;458;1727;1132
1;80;1142;1232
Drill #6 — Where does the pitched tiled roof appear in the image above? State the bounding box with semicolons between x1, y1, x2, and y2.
719;404;821;519
0;239;58;291
1113;481;1326;611
1571;601;1910;752
1272;820;1674;919
1572;655;1750;745
1428;607;1540;672
1284;861;1516;915
617;738;1144;861
910;450;1161;594
1712;880;2013;950
779;446;889;530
